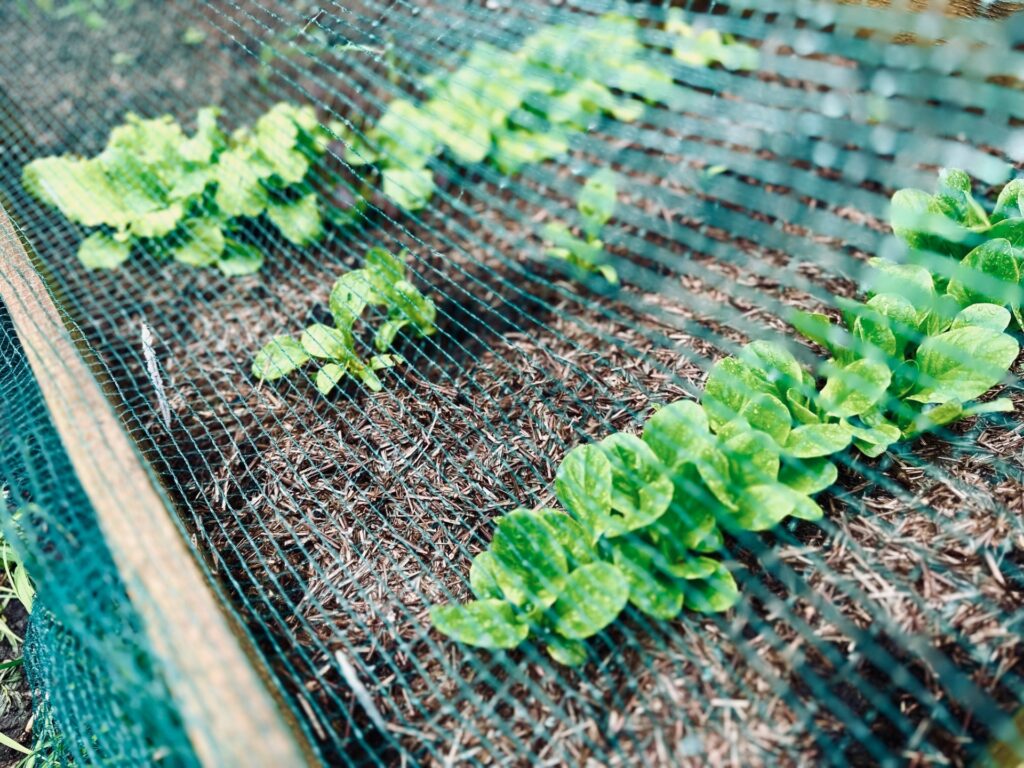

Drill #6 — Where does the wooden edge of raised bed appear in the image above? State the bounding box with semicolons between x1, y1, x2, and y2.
0;207;312;767
985;708;1024;768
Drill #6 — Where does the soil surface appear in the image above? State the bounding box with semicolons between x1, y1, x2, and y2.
0;599;30;768
0;2;1022;767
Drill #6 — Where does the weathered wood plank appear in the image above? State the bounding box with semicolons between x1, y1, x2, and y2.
0;208;311;767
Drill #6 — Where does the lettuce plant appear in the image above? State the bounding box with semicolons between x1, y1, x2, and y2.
252;247;436;394
666;9;759;71
19;0;133;29
346;13;759;210
543;170;621;284
891;169;1024;326
23;103;332;274
891;168;1024;257
433;173;1023;665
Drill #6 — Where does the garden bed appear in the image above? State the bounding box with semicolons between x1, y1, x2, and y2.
140;266;1024;765
75;159;1019;764
0;2;1022;765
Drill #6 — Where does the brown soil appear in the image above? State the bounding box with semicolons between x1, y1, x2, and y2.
0;600;30;768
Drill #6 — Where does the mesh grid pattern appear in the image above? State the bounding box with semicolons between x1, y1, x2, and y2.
0;1;1022;765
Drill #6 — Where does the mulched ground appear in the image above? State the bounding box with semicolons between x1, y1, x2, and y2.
0;1;1022;766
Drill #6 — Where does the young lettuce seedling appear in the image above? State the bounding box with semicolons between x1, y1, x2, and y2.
352;13;759;211
252;247;436;394
543;169;621;284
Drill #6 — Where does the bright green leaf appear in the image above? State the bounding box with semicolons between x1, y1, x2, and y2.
329;269;375;328
300;323;352;360
252;335;309;380
78;231;131;270
382;168;435;210
169;218;225;267
611;539;684;620
910;326;1019;404
642;400;711;470
819;359;892;418
599;433;674;534
315;362;346;395
267;193;322;246
784;423;853;458
469;551;503;600
683;562;739;613
217;240;264;276
951;303;1011;332
555;443;613;542
490;509;568;608
550;562;629;639
430;599;529;649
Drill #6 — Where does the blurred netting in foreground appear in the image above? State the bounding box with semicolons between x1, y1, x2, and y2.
0;0;1024;765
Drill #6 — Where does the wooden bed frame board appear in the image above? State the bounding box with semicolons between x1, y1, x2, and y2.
0;207;312;767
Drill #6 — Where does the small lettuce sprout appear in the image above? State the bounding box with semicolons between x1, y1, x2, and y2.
350;13;759;210
252;248;436;394
543;170;621;284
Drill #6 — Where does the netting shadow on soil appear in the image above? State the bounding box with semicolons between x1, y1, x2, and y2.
1;0;1023;765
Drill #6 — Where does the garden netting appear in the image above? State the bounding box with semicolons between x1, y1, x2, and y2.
0;0;1023;765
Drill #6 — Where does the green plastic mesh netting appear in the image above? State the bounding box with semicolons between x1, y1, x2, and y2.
1;0;1024;765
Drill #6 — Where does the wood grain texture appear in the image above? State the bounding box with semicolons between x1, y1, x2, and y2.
0;207;311;767
988;710;1024;768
